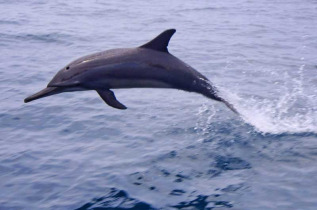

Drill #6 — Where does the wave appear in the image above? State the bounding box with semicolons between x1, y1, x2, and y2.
0;32;73;45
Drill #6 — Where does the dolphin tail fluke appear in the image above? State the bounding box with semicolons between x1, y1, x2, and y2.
24;87;62;103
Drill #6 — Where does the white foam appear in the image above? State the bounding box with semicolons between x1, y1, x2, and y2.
195;103;216;137
220;80;317;135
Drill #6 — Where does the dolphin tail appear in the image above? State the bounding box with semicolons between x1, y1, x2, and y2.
201;89;239;114
219;98;239;115
24;87;62;103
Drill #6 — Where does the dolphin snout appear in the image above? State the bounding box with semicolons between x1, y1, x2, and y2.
24;87;62;103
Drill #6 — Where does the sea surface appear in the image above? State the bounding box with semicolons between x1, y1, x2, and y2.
1;0;317;209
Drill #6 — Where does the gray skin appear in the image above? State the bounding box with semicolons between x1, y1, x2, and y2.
24;29;237;114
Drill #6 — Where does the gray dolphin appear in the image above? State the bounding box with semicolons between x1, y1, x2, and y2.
24;29;237;114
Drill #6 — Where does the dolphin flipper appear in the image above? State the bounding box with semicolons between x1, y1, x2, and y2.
97;90;127;110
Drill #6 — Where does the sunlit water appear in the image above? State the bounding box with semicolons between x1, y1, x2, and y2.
1;0;316;209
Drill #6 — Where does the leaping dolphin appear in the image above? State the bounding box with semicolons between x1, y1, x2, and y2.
24;29;238;114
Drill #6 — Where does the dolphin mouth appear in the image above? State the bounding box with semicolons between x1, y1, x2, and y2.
47;80;81;88
24;87;62;103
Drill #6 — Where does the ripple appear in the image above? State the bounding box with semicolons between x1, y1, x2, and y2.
0;32;73;45
75;188;155;210
215;156;251;171
172;194;233;209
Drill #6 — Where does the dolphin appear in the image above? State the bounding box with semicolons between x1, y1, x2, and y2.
24;29;237;114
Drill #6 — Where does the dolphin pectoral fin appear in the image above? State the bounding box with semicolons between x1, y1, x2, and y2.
97;90;127;110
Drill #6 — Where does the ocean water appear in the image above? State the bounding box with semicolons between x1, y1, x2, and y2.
1;0;317;209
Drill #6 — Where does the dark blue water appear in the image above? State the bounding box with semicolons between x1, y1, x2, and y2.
1;0;317;209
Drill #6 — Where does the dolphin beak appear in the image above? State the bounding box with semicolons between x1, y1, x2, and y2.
24;87;62;103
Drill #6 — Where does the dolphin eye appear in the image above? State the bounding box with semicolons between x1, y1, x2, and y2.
66;66;70;70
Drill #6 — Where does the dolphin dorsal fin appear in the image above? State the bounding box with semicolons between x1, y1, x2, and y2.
140;29;176;53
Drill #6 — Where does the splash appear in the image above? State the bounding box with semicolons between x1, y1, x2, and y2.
230;94;316;135
220;65;317;135
195;103;216;136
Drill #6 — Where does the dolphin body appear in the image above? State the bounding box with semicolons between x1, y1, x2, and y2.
24;29;237;114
